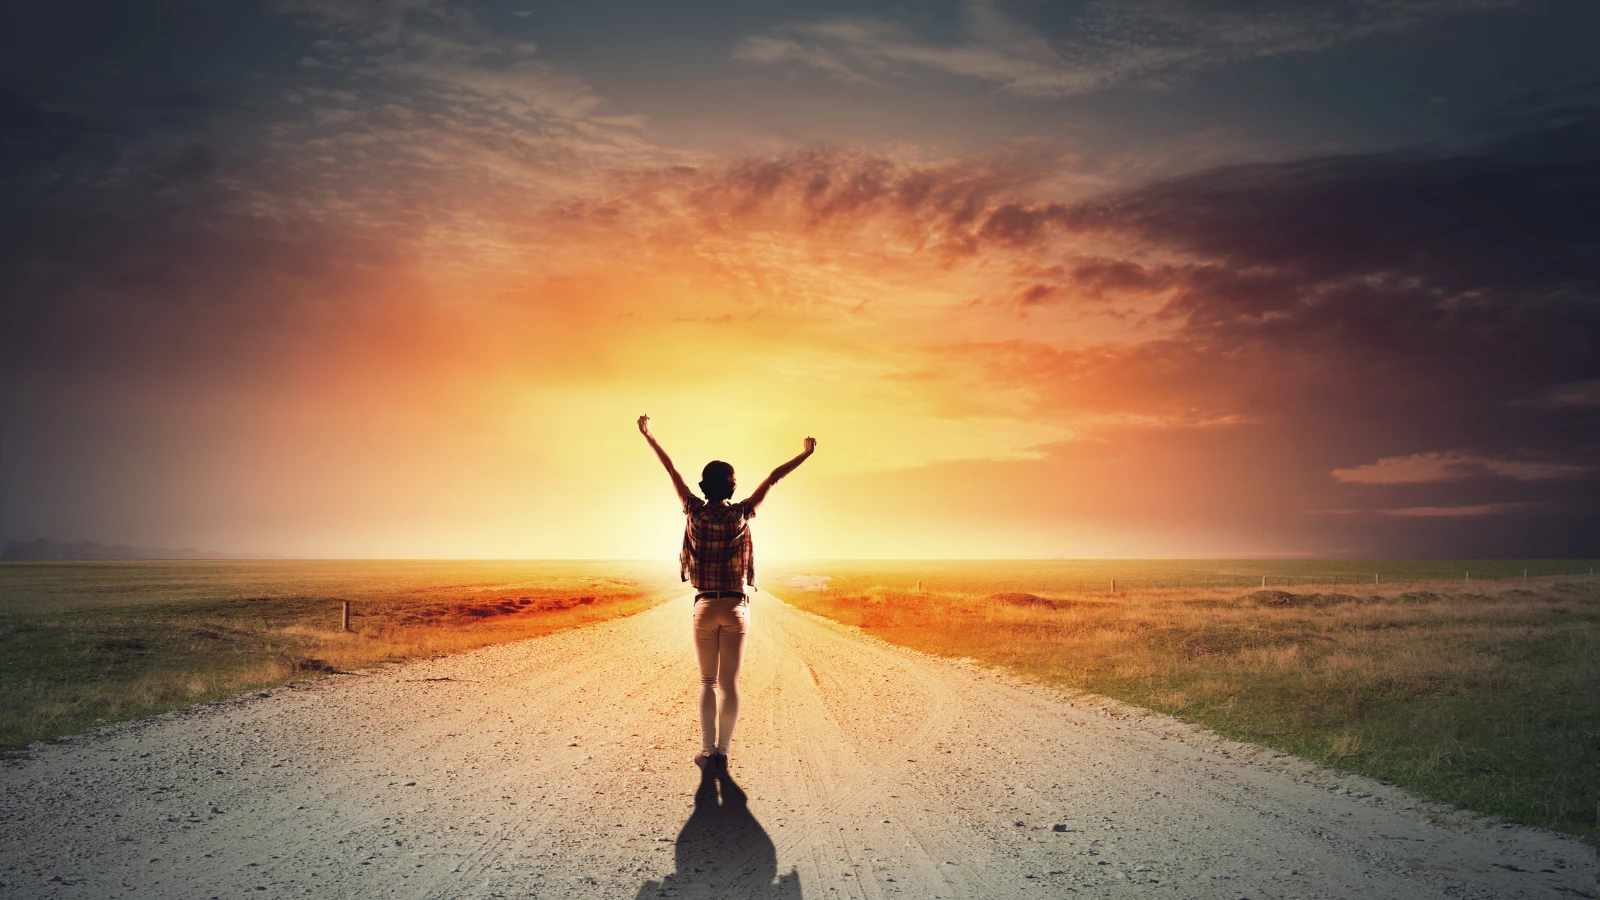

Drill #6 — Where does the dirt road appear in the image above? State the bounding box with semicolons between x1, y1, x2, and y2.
1;592;1591;898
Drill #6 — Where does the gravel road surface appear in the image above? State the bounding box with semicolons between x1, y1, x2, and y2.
1;591;1592;898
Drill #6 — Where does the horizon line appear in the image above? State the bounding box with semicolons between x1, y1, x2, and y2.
5;555;1600;563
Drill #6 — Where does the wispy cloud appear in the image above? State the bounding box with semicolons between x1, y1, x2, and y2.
733;0;1510;98
278;0;604;118
1333;452;1593;484
733;35;879;85
1519;379;1600;410
266;0;669;224
1381;503;1537;517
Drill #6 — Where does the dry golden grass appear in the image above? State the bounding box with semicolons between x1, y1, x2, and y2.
769;563;1599;840
270;591;667;668
0;560;683;751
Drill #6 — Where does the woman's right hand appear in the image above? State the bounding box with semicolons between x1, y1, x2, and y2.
638;415;652;436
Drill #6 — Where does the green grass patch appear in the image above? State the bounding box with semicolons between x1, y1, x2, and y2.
768;560;1600;841
0;560;682;752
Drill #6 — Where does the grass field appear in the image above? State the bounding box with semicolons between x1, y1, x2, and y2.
0;560;684;752
765;560;1600;841
5;557;1596;842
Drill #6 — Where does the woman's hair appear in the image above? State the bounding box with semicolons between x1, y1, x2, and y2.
700;460;735;501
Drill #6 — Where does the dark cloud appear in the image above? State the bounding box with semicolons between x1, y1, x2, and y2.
0;86;51;129
1095;113;1600;404
1015;283;1060;306
1471;75;1600;137
959;106;1600;553
1102;134;1600;292
0;84;411;387
976;202;1075;246
1065;257;1178;300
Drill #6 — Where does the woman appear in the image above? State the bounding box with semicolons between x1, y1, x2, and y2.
637;415;816;773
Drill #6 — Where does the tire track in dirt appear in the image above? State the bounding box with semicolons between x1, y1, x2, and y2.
726;602;1004;899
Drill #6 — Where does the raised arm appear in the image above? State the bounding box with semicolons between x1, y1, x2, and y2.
638;415;694;505
744;436;817;512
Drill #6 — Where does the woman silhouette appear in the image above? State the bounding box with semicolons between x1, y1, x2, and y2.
638;415;816;772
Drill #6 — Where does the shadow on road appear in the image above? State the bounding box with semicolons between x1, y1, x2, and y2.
635;766;801;899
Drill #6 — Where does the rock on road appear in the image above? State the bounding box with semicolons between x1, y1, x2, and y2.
0;592;1592;899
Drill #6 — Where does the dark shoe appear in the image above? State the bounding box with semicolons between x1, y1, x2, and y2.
693;751;714;771
711;750;729;775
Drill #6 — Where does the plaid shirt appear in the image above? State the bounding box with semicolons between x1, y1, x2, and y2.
680;496;756;592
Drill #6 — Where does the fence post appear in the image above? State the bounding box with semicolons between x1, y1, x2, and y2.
1375;573;1380;586
1261;574;1267;588
341;600;351;632
1111;578;1116;594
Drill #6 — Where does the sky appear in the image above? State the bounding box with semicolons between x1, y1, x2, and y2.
2;0;1598;559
